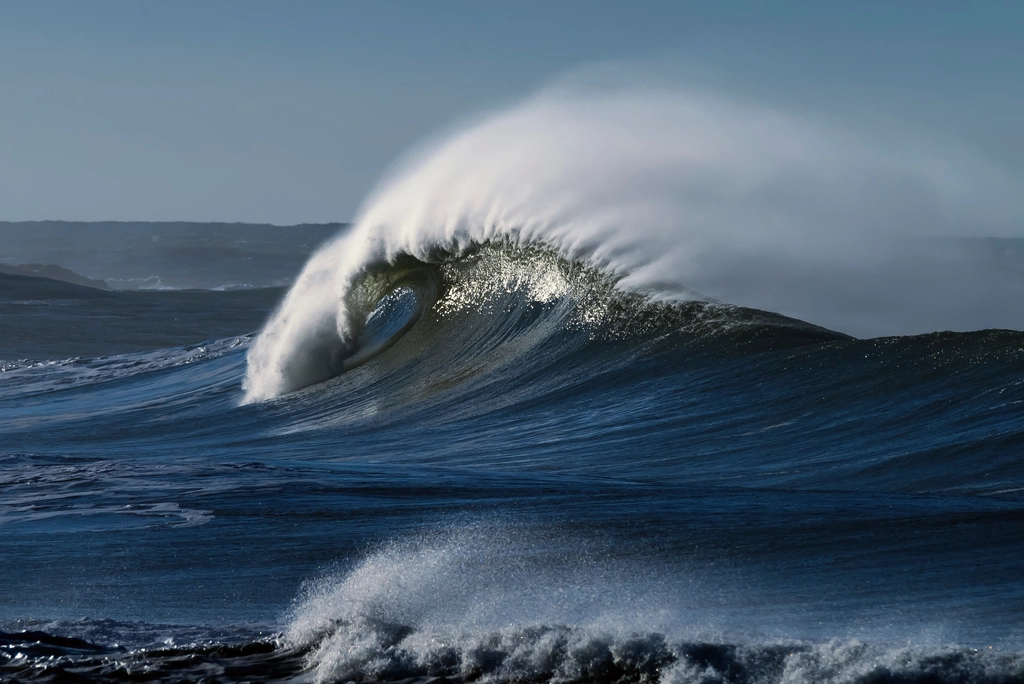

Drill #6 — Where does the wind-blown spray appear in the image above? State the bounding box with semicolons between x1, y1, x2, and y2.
244;84;1019;402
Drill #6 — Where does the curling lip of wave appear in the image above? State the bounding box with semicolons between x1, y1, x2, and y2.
243;84;1019;403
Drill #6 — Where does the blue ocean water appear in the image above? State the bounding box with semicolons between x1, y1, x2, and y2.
2;237;1023;683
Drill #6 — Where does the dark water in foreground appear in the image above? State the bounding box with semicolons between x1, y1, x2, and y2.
2;245;1023;683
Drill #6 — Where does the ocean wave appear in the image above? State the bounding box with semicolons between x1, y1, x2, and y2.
291;624;1024;684
244;240;842;403
243;83;1021;402
6;530;1024;684
274;525;1024;683
4;624;1021;684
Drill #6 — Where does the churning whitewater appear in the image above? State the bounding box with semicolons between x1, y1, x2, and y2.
3;84;1024;684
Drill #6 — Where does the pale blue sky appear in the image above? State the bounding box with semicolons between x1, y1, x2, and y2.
0;1;1021;223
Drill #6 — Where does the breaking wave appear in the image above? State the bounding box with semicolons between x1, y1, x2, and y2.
5;523;1024;683
243;82;1021;402
244;241;842;405
276;527;1024;684
6;622;1022;684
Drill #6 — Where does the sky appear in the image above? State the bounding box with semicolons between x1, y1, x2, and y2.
0;0;1021;225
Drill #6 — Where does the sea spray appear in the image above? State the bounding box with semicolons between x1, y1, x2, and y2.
243;83;1021;402
283;525;1024;684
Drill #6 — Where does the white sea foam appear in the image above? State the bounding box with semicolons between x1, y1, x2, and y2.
284;525;702;683
284;526;1023;684
244;79;1021;402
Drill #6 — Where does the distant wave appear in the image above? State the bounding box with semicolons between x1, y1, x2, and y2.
244;83;1020;402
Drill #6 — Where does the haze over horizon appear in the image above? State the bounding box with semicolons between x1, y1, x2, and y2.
1;1;1022;227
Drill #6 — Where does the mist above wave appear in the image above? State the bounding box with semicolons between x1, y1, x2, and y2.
244;80;1022;402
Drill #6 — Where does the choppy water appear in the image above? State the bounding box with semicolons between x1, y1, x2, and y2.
2;239;1024;684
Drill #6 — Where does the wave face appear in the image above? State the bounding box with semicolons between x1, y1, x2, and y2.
244;85;1022;401
246;240;842;405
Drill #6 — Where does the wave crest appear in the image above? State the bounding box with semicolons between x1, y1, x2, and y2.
244;82;1019;402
